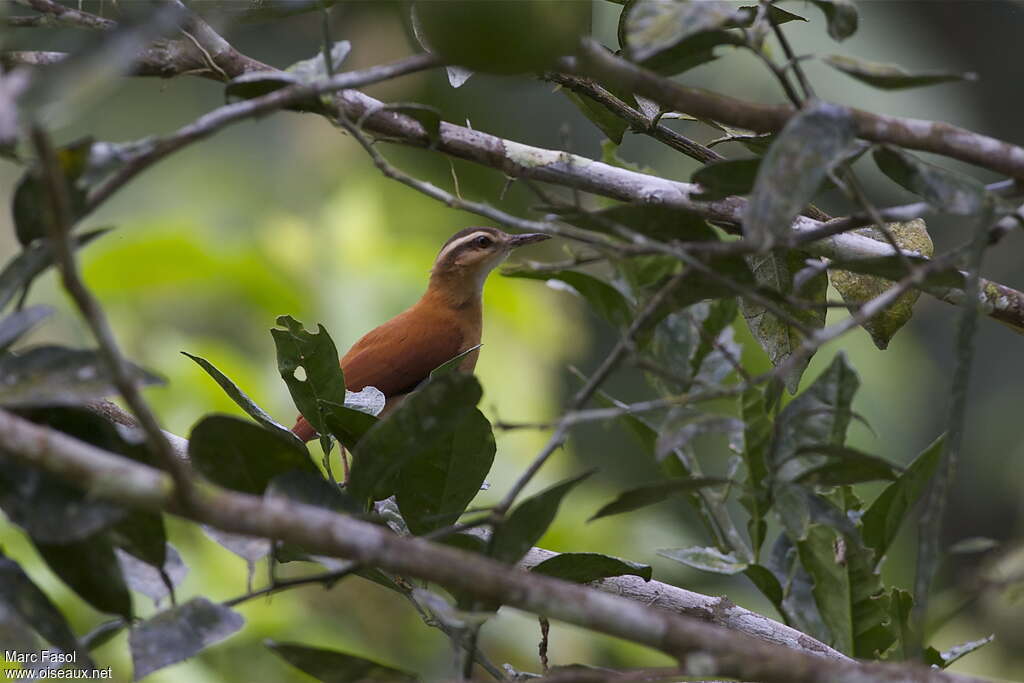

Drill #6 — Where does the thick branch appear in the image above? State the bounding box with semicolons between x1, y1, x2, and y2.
0;408;984;683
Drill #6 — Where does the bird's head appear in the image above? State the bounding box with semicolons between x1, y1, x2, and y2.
430;227;549;297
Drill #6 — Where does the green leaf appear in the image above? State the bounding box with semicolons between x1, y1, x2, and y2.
271;316;347;443
873;145;987;215
531;552;652;583
743;563;784;614
745;100;856;247
0;227;109;312
265;471;360;515
658;546;747;574
182;351;300;443
0;550;92;667
116;544;186;608
504;269;632;329
740;250;828;392
320;400;379;450
11;139;92;246
829;219;933;349
737;4;807;26
491;471;592;565
793;446;900;486
621;0;743;75
810;0;858;40
926;635;994;669
862;434;944;558
37;538;132;619
189;415;315;495
589;477;729;521
542;204;718;242
396;408;495;535
428;344;483;381
0;345;162;408
823;54;975;90
797;525;892;657
266;640;417;682
564;90;629;144
287;40;351;80
0;306;52;352
739;387;772;555
348;373;482;503
225;41;350;102
691;158;761;200
130;599;244;680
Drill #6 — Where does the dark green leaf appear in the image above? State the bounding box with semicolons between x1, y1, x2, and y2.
503;269;632;328
0;550;91;667
224;71;302;101
691;158;761;200
531;552;652;583
396;408;495;535
266;640;417;682
927;635;995;669
773;353;860;464
348;373;482;503
428;344;482;381
388;103;443;146
745;100;856;247
658;546;747;574
491;471;592;565
271;315;347;437
743;563;784;613
544;204;718;242
589;477;729;521
0;228;109;312
740;250;828;392
0;306;52;352
622;0;743;75
189;414;315;495
130;598;244;680
182;351;300;443
266;470;360;514
656;414;741;462
12;139;92;246
740;387;772;555
810;0;858;40
0;345;162;408
737;4;807;26
793;446;900;486
873;145;987;215
861;434;944;558
823;54;975;90
320;400;378;450
37;538;132;619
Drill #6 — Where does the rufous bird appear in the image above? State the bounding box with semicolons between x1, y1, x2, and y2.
291;227;550;442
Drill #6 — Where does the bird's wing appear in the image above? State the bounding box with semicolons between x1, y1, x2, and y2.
340;309;465;397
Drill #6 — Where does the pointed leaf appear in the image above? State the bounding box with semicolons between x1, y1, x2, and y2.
320;400;378;450
491;471;592;565
745;100;856;247
0;346;163;408
691;158;761;200
743;563;784;613
130;598;244;680
862;434;944;558
622;0;744;74
740;387;772;555
824;54;975;90
266;640;417;682
810;0;858;40
182;351;299;442
589;477;729;520
564;90;628;144
658;546;747;575
504;269;632;329
0;228;109;312
12;139;92;246
0;306;52;352
396;408;495;535
116;544;187;607
873;145;987;215
531;552;652;583
271;315;347;437
542;204;717;242
36;538;132;619
189;414;315;495
428;344;482;381
348;373;482;503
793;446;900;486
929;635;995;669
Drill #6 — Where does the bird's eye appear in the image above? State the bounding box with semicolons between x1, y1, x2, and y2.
474;235;493;248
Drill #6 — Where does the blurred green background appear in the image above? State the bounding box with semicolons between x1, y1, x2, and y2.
1;1;1023;680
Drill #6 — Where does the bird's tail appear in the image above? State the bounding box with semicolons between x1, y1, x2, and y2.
291;415;318;442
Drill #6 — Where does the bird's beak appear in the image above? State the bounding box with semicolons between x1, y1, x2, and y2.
508;233;551;248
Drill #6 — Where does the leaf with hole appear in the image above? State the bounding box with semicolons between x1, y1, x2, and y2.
189;414;315;495
271;315;347;439
396;408;495;535
348;372;482;503
589;477;729;521
745;100;856;247
873;146;988;215
823;54;975;90
531;552;652;583
130;598;244;680
491;471;592;565
0;345;163;408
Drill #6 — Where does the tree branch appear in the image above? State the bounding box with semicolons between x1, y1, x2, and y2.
0;408;988;683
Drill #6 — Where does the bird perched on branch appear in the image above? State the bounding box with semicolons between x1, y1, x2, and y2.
292;227;550;442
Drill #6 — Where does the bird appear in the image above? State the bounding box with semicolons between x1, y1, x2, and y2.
291;226;550;442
